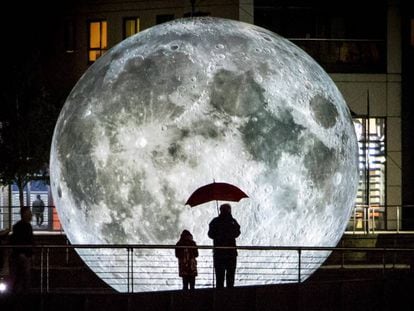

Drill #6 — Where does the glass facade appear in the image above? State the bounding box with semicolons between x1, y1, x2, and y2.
254;0;387;73
351;117;386;231
289;39;385;73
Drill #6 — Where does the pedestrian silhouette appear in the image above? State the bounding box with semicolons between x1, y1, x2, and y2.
175;229;198;290
32;194;45;227
0;228;10;273
208;203;240;288
9;206;34;293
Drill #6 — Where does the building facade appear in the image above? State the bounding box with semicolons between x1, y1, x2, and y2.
255;0;403;232
1;0;410;232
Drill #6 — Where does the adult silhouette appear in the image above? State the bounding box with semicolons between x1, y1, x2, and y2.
208;203;240;288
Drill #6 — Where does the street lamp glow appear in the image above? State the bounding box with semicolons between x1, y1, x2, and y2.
0;281;7;293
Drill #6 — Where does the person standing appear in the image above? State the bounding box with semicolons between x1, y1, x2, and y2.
175;230;198;290
32;194;45;227
0;228;10;273
208;203;240;289
9;206;34;293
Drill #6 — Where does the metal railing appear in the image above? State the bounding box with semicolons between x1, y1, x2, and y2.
0;206;62;232
2;204;414;234
1;244;413;294
346;204;414;234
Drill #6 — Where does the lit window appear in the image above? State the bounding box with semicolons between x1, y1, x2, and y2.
88;20;107;62
124;17;140;38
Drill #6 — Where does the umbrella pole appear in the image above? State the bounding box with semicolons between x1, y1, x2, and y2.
215;200;219;215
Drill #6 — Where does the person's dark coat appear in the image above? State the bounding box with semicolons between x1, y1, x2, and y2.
208;212;240;258
32;198;45;214
10;220;34;257
175;230;198;277
0;229;10;270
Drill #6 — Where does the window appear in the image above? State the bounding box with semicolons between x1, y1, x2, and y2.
88;20;107;62
254;0;386;73
124;17;140;39
156;14;174;25
352;117;386;231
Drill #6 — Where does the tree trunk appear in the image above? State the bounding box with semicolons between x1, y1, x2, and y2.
16;177;25;208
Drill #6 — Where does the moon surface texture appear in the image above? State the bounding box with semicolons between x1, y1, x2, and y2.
50;17;358;292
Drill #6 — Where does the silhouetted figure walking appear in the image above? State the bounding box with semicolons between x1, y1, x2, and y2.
175;230;198;290
32;194;45;227
208;204;240;288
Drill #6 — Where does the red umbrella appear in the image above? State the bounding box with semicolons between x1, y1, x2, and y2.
185;182;249;208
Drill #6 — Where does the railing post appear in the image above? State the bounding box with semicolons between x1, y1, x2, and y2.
372;206;376;234
396;206;400;233
131;248;134;293
46;247;50;293
7;187;12;229
353;206;357;234
127;247;130;293
363;207;367;234
212;247;215;288
66;238;70;265
8;205;12;230
298;248;302;283
40;246;44;293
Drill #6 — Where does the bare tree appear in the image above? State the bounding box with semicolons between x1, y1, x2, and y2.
0;50;58;207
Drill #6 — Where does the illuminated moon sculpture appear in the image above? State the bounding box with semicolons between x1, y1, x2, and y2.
50;17;358;292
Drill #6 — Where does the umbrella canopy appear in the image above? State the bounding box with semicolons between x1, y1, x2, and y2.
185;182;249;207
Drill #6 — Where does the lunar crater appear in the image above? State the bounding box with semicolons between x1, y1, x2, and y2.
310;94;339;128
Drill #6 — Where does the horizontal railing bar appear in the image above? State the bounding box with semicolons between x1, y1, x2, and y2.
2;244;414;252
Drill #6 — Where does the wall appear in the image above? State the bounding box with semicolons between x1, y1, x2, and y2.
62;0;239;80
